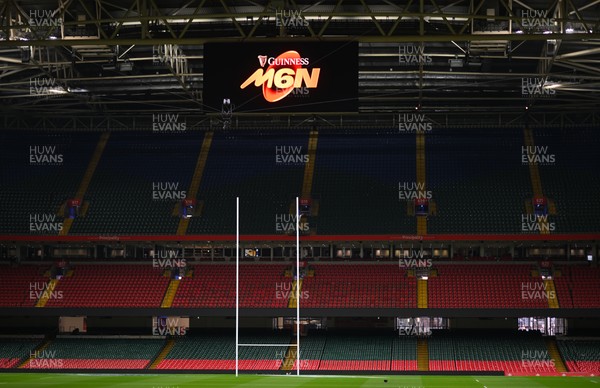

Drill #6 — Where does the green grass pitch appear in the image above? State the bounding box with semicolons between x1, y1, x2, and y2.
0;374;598;388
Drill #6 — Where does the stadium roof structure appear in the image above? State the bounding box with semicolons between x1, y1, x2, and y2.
1;0;600;129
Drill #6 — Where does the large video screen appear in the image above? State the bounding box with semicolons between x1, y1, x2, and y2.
203;42;358;113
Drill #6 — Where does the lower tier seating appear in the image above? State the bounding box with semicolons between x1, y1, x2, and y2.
557;339;600;373
158;330;417;371
428;331;557;373
27;358;150;369
157;359;282;370
156;331;290;370
0;338;43;368
26;337;164;369
3;332;593;375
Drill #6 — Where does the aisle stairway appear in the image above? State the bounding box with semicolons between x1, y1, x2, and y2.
149;339;175;369
523;127;551;234
160;279;181;308
416;132;427;235
543;279;559;309
417;338;429;371
545;338;567;373
60;132;110;235
34;279;59;308
417;278;428;309
280;338;297;371
177;131;213;235
301;130;318;198
18;338;52;368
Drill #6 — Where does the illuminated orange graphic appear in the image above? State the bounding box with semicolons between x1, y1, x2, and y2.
240;50;320;103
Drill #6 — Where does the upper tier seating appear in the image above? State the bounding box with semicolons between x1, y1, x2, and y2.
535;127;600;233
187;132;305;235
301;264;417;308
0;131;98;235
312;132;416;234
0;265;50;307
1;128;598;235
426;127;530;234
70;132;201;235
428;264;549;308
45;265;169;307
171;264;290;308
2;262;598;309
554;266;600;308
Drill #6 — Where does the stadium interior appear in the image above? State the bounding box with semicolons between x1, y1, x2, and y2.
0;0;599;386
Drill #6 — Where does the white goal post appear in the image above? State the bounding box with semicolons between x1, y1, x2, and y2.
235;196;301;376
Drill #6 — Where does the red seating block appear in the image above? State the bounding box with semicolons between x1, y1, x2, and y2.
45;265;169;308
155;359;281;370
172;264;291;308
0;265;49;307
428;264;550;308
301;265;416;308
0;358;21;369
26;359;150;369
